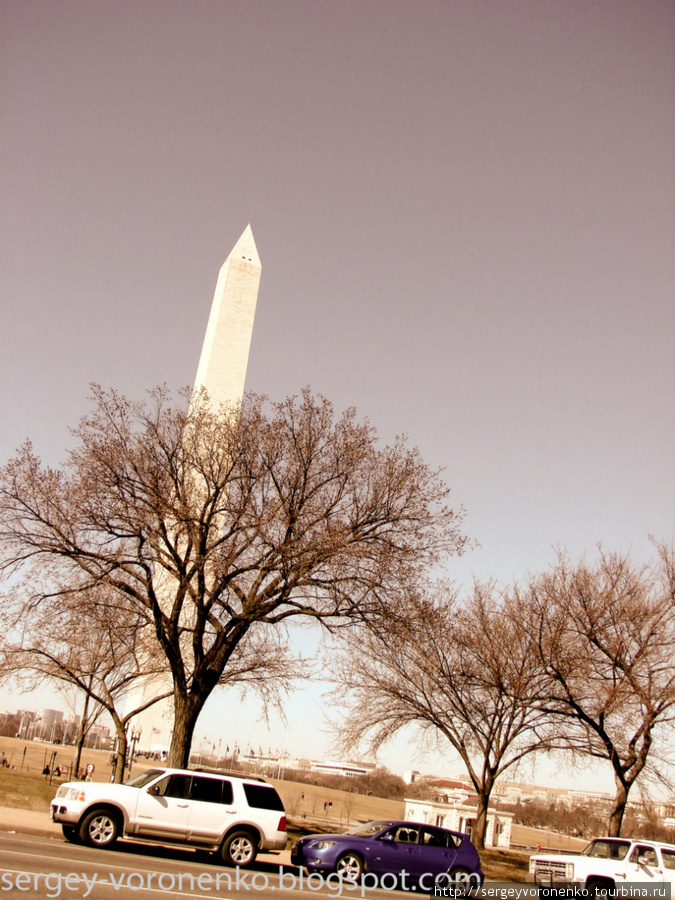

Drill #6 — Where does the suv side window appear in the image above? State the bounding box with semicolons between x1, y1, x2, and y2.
661;850;675;871
242;783;283;811
154;774;192;799
190;776;233;805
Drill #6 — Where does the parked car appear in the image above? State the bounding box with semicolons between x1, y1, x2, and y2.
290;819;482;888
529;837;675;893
50;767;286;866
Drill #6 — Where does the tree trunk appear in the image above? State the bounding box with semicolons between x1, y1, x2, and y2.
472;791;491;851
110;716;128;784
166;693;201;769
73;690;90;778
608;778;629;837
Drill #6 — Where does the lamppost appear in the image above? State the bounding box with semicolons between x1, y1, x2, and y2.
127;731;141;774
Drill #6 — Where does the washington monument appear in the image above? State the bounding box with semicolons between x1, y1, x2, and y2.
130;225;262;752
194;224;262;407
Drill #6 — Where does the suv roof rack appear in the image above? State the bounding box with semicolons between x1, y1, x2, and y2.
189;765;267;783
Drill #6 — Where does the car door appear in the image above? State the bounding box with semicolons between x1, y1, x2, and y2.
133;773;193;840
625;844;663;883
186;776;232;844
658;848;675;886
369;825;422;877
418;826;459;879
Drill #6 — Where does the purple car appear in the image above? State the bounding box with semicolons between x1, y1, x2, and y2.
290;819;483;889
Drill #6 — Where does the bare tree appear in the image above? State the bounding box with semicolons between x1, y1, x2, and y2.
332;583;554;849
0;584;172;780
523;545;675;836
0;386;467;767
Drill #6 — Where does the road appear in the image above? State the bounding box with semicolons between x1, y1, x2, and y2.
0;833;408;900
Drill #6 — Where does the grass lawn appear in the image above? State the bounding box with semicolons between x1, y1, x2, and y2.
0;768;60;812
480;848;530;882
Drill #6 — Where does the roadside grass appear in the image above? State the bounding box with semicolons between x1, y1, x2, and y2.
480;848;530;882
0;768;60;812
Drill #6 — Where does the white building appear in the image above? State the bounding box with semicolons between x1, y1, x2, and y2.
404;798;514;849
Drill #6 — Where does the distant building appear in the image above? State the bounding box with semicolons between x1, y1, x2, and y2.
284;758;377;779
309;760;376;779
41;709;64;741
404;797;513;849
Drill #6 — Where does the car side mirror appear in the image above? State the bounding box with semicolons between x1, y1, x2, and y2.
380;834;394;842
147;784;161;796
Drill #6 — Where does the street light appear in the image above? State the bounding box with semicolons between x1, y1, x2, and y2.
127;731;142;774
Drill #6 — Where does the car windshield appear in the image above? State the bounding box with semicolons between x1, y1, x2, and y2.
348;821;397;837
582;839;631;860
124;768;165;788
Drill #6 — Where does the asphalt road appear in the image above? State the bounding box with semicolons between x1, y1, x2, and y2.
0;833;410;900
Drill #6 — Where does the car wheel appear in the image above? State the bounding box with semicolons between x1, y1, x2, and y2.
79;808;120;848
62;825;80;844
335;853;364;882
586;879;612;899
221;831;257;868
449;866;475;887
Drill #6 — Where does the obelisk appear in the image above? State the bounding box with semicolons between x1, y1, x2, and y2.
193;224;261;407
129;226;262;755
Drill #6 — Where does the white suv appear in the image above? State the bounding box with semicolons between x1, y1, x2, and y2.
50;767;287;867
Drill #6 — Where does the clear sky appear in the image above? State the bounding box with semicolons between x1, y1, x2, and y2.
2;1;674;793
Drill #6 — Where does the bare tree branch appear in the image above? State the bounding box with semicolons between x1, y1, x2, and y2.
330;582;556;849
522;544;675;835
0;386;467;766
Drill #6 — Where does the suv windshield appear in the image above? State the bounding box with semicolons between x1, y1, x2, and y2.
582;839;631;860
124;769;165;788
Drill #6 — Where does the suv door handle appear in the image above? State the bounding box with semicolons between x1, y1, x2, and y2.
178;803;189;808
226;809;237;814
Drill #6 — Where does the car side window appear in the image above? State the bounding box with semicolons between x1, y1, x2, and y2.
221;780;234;805
243;783;283;810
153;774;192;799
393;826;419;844
630;845;657;867
421;827;449;847
661;850;675;871
190;776;225;805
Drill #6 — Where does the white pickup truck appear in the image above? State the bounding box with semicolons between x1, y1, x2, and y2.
529;837;675;894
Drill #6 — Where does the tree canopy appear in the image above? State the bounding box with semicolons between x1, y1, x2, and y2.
333;583;554;849
0;386;467;765
522;546;675;835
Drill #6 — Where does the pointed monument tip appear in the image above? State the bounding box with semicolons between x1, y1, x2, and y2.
229;224;261;267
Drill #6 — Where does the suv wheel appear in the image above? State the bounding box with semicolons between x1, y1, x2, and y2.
62;825;80;844
79;808;120;848
221;831;257;868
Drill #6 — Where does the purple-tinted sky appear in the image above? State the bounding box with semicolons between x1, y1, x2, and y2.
2;1;674;786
